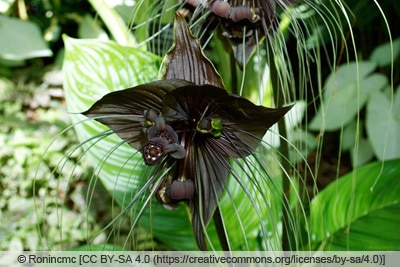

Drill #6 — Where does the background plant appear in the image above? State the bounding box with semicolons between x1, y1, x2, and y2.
1;0;399;251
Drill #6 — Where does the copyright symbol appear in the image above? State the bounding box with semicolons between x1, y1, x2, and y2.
18;255;26;263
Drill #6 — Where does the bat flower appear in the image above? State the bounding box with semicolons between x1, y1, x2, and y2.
184;0;300;68
83;14;291;250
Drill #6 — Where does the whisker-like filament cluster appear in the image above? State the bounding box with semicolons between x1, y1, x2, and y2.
34;0;396;252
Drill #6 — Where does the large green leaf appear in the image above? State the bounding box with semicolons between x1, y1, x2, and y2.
309;159;400;250
369;38;400;67
63;36;278;250
63;36;160;193
309;61;388;131
366;88;400;160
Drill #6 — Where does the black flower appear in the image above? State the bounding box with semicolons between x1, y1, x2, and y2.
83;14;291;250
184;0;300;67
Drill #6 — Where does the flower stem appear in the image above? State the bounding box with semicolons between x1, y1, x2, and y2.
268;49;292;251
277;112;292;251
213;206;230;251
230;53;239;95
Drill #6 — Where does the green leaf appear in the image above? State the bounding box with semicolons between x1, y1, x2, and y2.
309;159;400;250
288;128;316;163
86;0;135;46
320;203;400;250
63;35;167;245
78;14;109;40
350;138;374;167
310;62;388;131
366;89;400;160
369;38;400;67
63;36;161;193
324;62;377;96
341;121;374;167
0;15;52;64
341;120;358;151
71;244;126;251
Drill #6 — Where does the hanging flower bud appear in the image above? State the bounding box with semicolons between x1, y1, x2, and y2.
183;0;300;68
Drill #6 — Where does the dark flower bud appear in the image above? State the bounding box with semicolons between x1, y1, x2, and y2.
230;5;257;23
167;144;186;159
186;0;201;8
147;120;179;144
143;109;158;127
154;115;166;130
211;0;232;19
154;177;195;210
154;176;180;210
167;179;195;201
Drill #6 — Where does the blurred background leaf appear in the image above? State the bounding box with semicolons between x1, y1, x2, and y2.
366;88;400;160
0;14;52;65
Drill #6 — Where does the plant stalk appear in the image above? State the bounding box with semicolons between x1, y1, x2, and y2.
269;49;292;251
230;53;239;95
277;113;292;251
213;206;231;251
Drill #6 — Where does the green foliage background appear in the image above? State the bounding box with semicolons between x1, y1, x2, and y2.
0;0;399;251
